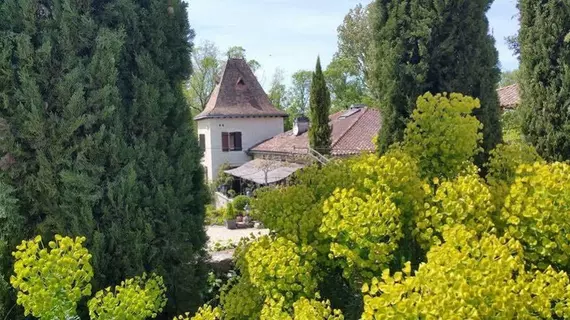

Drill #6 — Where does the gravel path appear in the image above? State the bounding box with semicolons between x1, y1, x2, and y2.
206;225;269;249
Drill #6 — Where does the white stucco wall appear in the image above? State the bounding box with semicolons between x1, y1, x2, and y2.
197;117;284;181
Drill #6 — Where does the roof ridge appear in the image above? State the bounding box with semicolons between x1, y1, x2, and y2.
331;108;368;149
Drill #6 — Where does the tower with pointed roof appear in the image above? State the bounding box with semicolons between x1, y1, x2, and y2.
195;58;287;181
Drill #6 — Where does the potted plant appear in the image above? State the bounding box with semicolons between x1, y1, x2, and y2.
225;203;237;230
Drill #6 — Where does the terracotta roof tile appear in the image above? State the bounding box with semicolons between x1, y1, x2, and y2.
250;107;381;156
194;59;288;120
497;83;520;109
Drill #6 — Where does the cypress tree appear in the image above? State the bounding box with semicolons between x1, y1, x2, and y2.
93;0;208;316
0;0;123;317
309;57;332;155
519;0;570;161
0;0;207;317
374;0;501;162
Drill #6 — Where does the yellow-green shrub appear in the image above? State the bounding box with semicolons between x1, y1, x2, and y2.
415;174;495;249
10;235;93;319
403;92;482;180
362;226;570;319
243;236;318;304
486;142;543;211
174;304;222;320
253;161;353;246
88;273;166;320
501;162;570;269
219;276;264;320
260;296;344;320
321;187;402;281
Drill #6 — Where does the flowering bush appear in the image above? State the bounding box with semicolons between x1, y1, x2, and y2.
403;92;482;180
415;174;495;249
260;296;344;320
362;226;570;319
88;273;166;320
243;236;318;304
11;235;93;319
501;162;570;270
11;235;166;320
321;187;402;281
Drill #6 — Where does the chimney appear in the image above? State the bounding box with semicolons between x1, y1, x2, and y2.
293;116;309;136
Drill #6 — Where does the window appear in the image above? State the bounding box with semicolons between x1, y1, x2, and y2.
199;134;206;151
221;132;242;152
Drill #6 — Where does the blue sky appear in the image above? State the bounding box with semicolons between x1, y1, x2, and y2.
187;0;519;88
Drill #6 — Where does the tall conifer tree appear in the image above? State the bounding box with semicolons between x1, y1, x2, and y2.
0;0;207;317
93;0;208;316
519;0;570;161
309;57;332;155
373;0;501;163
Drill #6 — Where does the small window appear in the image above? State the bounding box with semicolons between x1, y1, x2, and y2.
221;132;242;152
199;134;206;151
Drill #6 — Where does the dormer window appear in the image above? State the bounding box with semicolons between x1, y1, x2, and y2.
236;78;245;86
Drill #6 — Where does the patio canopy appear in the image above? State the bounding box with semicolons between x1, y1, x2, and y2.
225;159;305;185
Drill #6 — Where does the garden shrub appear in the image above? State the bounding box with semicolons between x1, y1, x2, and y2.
486;141;543;211
403;92;482;180
321;187;402;281
362;226;570;319
231;195;250;212
219;277;264;320
501;162;570;270
11;235;93;319
88;273;166;320
260;296;344;320
11;235;166;320
416;173;495;249
242;236;318;305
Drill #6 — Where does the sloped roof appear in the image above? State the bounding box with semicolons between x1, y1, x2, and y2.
497;83;520;109
224;159;305;185
250;107;381;157
194;59;288;120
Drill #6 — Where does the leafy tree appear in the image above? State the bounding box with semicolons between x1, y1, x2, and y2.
336;3;375;97
309;57;332;155
519;0;570;161
226;46;261;73
499;69;520;87
186;41;221;113
226;46;247;59
325;56;366;113
268;68;292;130
287;70;312;117
373;0;502;160
501;108;524;143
